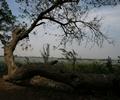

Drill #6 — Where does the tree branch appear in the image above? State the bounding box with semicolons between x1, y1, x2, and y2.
18;0;79;40
19;3;61;40
42;17;66;25
35;22;45;27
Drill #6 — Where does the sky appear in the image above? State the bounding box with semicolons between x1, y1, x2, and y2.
0;1;120;59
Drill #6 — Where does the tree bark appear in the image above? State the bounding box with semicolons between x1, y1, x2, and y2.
6;64;120;90
3;28;23;78
4;46;17;76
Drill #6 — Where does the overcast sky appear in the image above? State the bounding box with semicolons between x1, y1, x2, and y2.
0;1;120;59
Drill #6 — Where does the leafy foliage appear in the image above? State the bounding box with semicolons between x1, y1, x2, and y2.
0;0;15;31
82;0;120;7
118;56;120;63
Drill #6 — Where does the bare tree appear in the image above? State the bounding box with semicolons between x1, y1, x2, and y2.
118;56;120;63
41;44;50;64
59;48;78;70
106;56;113;72
0;0;119;80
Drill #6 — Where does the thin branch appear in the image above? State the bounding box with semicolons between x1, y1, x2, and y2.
36;22;45;27
15;0;80;41
42;17;66;25
42;16;87;26
19;2;62;40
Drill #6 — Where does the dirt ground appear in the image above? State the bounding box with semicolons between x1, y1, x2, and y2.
0;78;120;100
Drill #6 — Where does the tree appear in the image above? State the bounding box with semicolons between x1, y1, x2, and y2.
118;56;120;63
0;0;120;82
0;0;15;31
41;44;50;64
59;48;78;69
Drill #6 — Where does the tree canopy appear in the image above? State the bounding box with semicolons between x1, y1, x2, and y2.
0;0;15;31
0;0;119;46
0;0;120;86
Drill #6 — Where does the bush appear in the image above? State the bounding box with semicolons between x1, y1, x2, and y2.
0;62;7;76
63;61;112;74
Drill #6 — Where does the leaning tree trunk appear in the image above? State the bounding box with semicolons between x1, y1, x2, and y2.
6;64;120;91
4;46;17;76
3;27;24;78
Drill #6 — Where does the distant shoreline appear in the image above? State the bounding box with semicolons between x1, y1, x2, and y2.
0;55;117;60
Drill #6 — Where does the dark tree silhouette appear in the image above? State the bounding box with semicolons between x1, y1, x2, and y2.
0;0;15;31
41;44;50;64
59;48;78;69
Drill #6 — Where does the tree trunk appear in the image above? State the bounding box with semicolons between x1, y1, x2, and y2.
3;28;23;78
7;64;120;90
4;46;17;77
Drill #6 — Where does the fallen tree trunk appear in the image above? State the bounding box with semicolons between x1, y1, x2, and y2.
5;64;120;90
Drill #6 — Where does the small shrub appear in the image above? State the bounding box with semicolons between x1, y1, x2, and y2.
72;61;111;74
0;62;7;76
59;48;78;71
41;44;50;64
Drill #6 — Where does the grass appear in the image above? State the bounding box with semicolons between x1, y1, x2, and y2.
59;61;120;74
0;60;120;75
